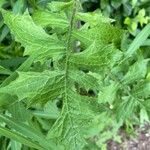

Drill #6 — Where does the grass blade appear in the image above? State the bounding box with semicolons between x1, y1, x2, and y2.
125;23;150;59
0;126;45;150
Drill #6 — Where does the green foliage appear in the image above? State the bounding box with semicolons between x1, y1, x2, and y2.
99;0;150;35
124;9;150;33
0;0;150;150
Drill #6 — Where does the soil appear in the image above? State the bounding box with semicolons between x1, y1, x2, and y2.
107;124;150;150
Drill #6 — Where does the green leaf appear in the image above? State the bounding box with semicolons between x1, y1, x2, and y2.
0;71;64;105
0;65;11;75
0;114;57;149
0;1;128;149
70;43;122;69
73;23;124;47
0;93;17;108
8;102;31;122
117;97;138;121
1;9;65;63
132;81;150;98
0;126;46;150
140;108;149;125
0;0;5;8
68;70;99;91
33;10;69;29
48;1;73;12
47;90;100;150
13;0;25;14
142;39;150;46
10;140;22;150
32;101;60;119
125;23;150;59
122;59;149;84
0;26;10;43
76;11;114;26
98;82;119;104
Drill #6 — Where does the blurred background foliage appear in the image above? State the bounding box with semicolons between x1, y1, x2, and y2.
82;0;150;34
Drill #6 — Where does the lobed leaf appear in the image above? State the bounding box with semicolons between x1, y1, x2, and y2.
48;89;100;150
0;71;64;105
1;9;65;63
33;10;69;29
122;59;149;84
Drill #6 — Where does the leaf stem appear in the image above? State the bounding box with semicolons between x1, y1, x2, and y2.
64;0;77;96
63;1;78;148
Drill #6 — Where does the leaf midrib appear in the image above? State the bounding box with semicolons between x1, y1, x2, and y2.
63;0;79;148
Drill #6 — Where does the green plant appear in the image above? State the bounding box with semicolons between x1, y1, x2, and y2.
0;0;150;150
100;0;150;35
124;8;150;34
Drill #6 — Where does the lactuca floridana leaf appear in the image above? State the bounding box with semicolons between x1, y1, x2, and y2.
72;22;124;47
0;65;12;75
32;101;60;119
0;93;17;109
132;81;150;98
48;1;73;12
69;43;122;69
98;82;119;104
76;11;114;26
8;102;31;122
33;10;69;29
122;59;149;85
47;89;100;149
0;1;126;149
140;108;149;125
116;97;139;121
1;9;65;63
68;70;99;91
0;71;64;105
